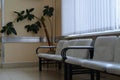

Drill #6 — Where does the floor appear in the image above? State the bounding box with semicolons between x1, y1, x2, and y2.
0;66;120;80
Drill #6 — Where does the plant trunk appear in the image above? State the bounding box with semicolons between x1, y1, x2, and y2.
41;20;54;52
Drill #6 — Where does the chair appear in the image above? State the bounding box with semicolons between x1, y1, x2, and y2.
81;36;117;80
61;39;93;80
106;36;120;75
81;36;120;80
36;40;68;71
36;39;93;71
62;36;117;80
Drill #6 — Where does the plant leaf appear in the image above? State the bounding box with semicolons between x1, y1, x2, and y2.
7;30;11;35
14;11;21;16
14;10;25;22
1;22;17;35
25;8;35;21
28;14;34;21
11;27;17;35
21;11;25;14
35;21;41;28
43;6;54;17
0;26;6;33
29;8;34;13
26;9;29;14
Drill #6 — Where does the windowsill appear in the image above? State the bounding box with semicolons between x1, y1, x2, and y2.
65;30;120;39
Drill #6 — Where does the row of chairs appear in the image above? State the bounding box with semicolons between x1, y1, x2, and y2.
36;36;120;80
62;36;120;80
36;38;93;71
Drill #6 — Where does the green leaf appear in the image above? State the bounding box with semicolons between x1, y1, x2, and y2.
44;6;49;9
25;25;30;28
21;11;25;14
25;25;31;32
7;30;11;35
26;9;29;14
35;21;41;28
14;11;21;16
11;27;17;35
25;8;35;21
17;16;25;22
0;26;6;33
24;22;40;34
31;24;38;33
43;6;54;17
24;15;28;19
29;8;34;13
7;22;13;27
0;22;17;35
25;25;30;32
14;10;25;22
28;14;34;21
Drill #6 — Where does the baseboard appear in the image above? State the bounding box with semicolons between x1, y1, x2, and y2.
2;62;38;68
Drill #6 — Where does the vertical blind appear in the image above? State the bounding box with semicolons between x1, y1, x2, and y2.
62;0;119;36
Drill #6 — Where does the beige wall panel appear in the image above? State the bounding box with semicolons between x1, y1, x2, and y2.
4;43;45;63
55;0;61;36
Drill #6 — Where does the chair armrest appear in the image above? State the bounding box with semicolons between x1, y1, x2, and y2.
36;46;56;54
61;46;94;61
39;46;56;48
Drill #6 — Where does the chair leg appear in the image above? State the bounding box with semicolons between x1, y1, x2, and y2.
96;71;100;80
47;59;49;68
67;64;72;80
90;69;95;80
64;63;68;80
39;58;42;71
58;62;62;70
64;63;72;80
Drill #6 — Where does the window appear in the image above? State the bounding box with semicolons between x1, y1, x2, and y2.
62;0;120;36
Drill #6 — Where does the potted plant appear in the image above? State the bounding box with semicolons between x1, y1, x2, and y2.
1;5;55;52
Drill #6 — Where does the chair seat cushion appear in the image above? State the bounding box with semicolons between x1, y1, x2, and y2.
49;55;62;61
106;63;120;75
38;53;54;59
38;53;62;61
65;56;87;66
82;60;113;71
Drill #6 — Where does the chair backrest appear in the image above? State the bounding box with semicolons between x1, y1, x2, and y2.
113;36;120;63
55;39;78;55
66;39;81;56
55;40;68;55
67;39;93;59
93;36;117;62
